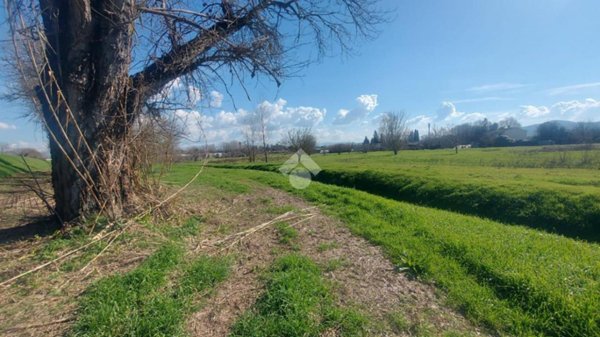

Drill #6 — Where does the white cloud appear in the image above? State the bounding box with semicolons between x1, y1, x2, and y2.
547;82;600;96
407;115;434;134
436;101;464;121
176;98;326;144
333;94;378;125
257;98;326;129
461;112;487;122
520;98;600;121
0;122;17;130
356;94;379;111
2;141;48;153
520;105;551;118
467;83;526;93
210;91;224;108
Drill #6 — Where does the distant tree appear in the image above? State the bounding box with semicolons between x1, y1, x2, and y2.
256;109;270;163
379;111;408;155
287;128;317;161
498;117;522;129
242;112;262;162
362;136;370;153
186;147;203;162
13;148;46;160
537;122;569;144
371;130;380;144
328;143;353;154
407;129;420;143
221;141;243;157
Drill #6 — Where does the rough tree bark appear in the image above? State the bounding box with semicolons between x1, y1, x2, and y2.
37;1;137;220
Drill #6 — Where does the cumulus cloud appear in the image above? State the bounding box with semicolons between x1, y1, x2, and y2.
520;105;550;118
176;98;326;143
0;122;17;130
333;94;378;125
256;98;326;129
520;98;600;121
210;91;224;108
436;101;463;121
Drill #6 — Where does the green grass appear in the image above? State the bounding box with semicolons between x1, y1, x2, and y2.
317;241;340;252
161;162;251;194
201;167;600;337
275;221;299;245
70;244;230;337
213;146;600;241
0;153;49;178
229;254;368;337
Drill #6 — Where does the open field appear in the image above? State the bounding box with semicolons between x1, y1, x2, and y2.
214;145;600;241
2;148;599;336
1;158;486;337
177;166;600;337
0;154;50;178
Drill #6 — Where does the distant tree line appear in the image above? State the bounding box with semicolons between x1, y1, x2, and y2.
420;119;600;150
175;117;600;161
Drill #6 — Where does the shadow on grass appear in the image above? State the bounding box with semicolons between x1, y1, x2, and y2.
0;215;61;244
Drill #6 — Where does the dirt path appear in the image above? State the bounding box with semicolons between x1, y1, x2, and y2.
185;186;489;336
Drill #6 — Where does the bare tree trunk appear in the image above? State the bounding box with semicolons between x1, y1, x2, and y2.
37;0;138;221
262;135;268;162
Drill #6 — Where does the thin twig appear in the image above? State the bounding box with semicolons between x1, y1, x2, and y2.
2;317;74;332
0;229;116;288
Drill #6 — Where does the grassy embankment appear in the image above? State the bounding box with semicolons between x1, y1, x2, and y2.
171;165;600;337
213;146;600;241
0;153;49;178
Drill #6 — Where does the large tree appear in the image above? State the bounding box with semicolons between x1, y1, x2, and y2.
379;111;407;155
5;0;382;222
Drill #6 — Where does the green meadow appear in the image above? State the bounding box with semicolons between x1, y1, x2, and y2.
0;153;50;178
214;146;600;241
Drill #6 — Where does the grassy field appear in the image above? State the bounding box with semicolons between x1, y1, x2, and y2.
3;146;598;336
214;145;600;241
0;153;50;178
174;166;600;337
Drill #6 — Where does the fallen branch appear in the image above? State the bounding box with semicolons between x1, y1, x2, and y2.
222;213;316;252
192;207;317;253
2;316;74;332
0;229;116;288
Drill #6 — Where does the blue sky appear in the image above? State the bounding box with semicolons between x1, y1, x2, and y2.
2;0;600;150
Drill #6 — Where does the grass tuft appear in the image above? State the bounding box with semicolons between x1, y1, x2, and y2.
230;254;368;337
70;244;229;337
